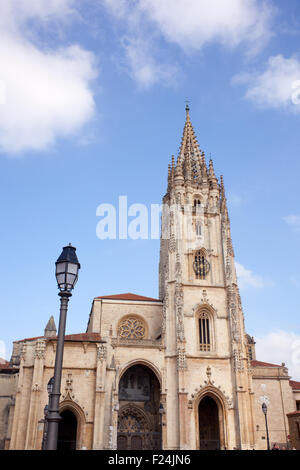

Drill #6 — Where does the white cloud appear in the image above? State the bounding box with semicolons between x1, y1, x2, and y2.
235;262;271;289
137;0;273;51
103;0;274;86
233;55;300;112
121;37;178;88
256;330;300;381
283;214;300;231
0;0;97;155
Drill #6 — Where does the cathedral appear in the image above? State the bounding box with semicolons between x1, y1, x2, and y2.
1;106;300;450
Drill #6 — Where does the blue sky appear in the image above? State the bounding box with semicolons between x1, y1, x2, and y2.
0;0;300;379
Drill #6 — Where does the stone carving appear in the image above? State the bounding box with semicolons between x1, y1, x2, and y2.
65;373;73;393
190;380;234;410
233;349;244;372
227;237;234;257
61;373;79;401
20;343;27;361
118;404;151;433
111;338;163;349
169;233;176;252
225;257;232;280
175;256;185;341
230;308;241;343
97;343;107;361
227;285;242;343
32;383;41;392
177;347;187;371
34;339;46;359
162;291;169;336
206;365;212;383
189;299;217;318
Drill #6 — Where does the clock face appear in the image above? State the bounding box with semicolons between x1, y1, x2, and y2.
193;253;210;278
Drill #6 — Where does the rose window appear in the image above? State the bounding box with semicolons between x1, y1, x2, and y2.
118;317;146;339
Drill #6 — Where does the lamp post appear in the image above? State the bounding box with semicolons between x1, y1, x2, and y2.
41;405;49;450
262;402;270;450
159;403;164;450
45;244;80;450
42;377;54;449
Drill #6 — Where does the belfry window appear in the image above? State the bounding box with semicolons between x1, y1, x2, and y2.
196;222;201;237
199;312;211;351
193;250;210;280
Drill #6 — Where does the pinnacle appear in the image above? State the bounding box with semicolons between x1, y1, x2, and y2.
44;315;57;338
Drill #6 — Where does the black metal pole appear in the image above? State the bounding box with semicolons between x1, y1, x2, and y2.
264;412;270;450
41;405;48;450
45;292;71;450
159;413;162;450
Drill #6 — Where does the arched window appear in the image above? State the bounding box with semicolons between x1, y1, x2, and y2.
193;250;210;280
195;222;201;237
194;199;201;208
198;312;211;351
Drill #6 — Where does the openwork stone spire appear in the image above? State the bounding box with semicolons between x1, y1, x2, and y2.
165;105;221;194
177;104;203;184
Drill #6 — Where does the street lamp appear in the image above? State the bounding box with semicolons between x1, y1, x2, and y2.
42;377;54;449
159;403;164;450
262;402;270;450
45;244;80;450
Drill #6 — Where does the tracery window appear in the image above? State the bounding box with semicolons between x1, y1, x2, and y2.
118;406;149;433
199;312;211;351
118;317;146;339
193;250;210;280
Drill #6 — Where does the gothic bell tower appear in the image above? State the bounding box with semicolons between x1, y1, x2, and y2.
159;105;255;450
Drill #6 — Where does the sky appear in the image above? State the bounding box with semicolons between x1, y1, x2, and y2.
0;0;300;380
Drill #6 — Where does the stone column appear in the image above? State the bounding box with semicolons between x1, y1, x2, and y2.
25;339;46;449
10;344;28;449
177;347;188;449
92;342;107;449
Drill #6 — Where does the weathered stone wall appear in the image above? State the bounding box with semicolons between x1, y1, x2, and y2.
0;372;18;449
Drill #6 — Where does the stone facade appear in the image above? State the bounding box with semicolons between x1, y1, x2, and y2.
1;107;300;450
0;361;18;450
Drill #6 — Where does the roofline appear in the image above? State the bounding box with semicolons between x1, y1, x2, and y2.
251;360;282;368
14;334;105;344
94;297;163;305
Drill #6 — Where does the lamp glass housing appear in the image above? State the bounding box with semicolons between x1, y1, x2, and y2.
47;377;54;395
55;245;80;292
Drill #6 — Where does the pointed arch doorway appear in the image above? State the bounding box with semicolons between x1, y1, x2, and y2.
57;409;77;450
117;364;161;450
198;396;221;450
